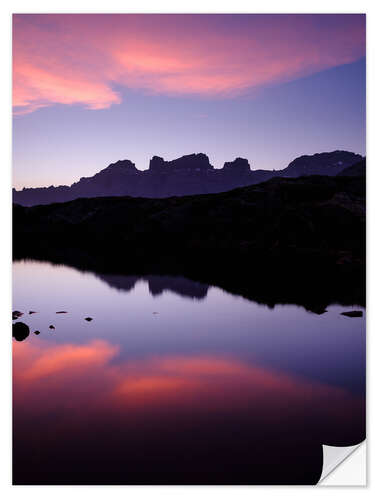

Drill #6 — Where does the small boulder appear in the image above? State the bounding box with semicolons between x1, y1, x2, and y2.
85;317;93;322
56;311;67;314
34;330;40;335
29;311;37;315
341;310;363;318
308;306;327;315
49;325;55;330
12;310;23;320
12;322;30;342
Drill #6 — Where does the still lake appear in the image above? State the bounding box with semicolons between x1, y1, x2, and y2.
13;259;366;484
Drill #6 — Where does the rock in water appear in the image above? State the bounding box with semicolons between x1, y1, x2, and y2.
56;311;67;314
85;317;93;322
12;322;30;341
307;306;328;315
12;310;23;320
49;325;55;330
29;311;37;314
341;310;363;318
34;330;40;335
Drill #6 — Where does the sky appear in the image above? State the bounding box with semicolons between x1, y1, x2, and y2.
12;14;366;189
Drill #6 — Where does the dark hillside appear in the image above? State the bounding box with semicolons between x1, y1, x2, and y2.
13;174;365;311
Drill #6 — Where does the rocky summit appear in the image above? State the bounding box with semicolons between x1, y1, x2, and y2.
13;150;363;206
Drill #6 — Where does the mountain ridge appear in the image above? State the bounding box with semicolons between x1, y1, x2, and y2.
13;150;364;206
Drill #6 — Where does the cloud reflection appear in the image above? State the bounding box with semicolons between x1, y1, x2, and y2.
13;337;365;484
13;338;364;444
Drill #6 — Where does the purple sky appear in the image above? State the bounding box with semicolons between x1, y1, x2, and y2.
12;14;366;189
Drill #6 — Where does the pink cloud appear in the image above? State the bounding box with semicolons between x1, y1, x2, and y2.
13;14;365;114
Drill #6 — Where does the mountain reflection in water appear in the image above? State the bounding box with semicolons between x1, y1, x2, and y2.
12;260;365;485
96;274;209;300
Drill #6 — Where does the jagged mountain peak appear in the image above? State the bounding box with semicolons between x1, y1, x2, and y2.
282;151;363;177
99;159;137;173
223;157;251;172
13;150;364;206
149;153;213;172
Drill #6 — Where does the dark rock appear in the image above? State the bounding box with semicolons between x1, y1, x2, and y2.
341;310;363;318
49;325;55;329
85;317;93;321
150;153;213;173
337;160;366;177
307;307;328;315
281;151;363;178
56;311;67;314
149;156;166;172
29;311;37;314
223;157;251;174
104;159;137;174
34;330;40;335
12;310;23;320
12;322;30;341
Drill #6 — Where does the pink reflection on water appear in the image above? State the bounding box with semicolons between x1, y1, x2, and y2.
13;338;364;445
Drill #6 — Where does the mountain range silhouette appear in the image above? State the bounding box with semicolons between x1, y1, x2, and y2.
13;150;363;206
96;274;209;300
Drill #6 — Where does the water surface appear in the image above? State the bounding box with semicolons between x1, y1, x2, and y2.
13;260;365;484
